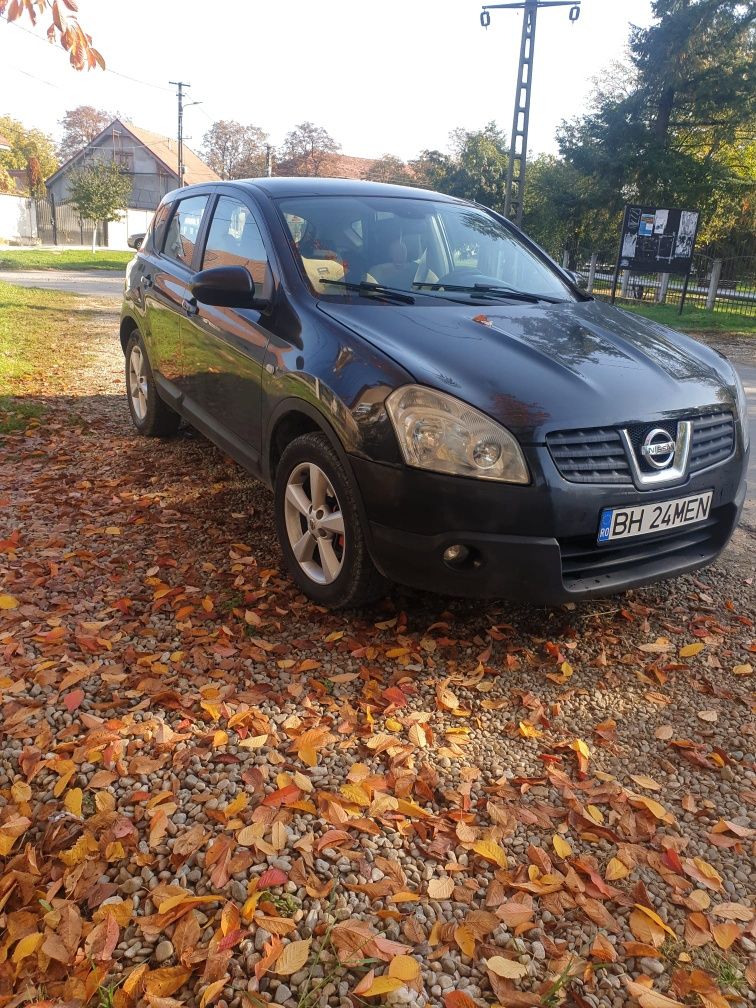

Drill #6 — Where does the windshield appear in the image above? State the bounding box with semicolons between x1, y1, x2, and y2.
277;195;573;304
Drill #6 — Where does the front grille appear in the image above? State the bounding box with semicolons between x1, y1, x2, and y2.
560;516;721;589
546;428;632;484
689;411;735;473
548;410;735;485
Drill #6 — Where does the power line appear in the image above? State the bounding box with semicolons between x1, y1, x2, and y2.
4;17;173;93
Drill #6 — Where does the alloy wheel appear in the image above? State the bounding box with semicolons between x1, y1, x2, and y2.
128;344;149;421
283;462;346;585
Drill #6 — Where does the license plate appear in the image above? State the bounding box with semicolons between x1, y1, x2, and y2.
597;490;713;544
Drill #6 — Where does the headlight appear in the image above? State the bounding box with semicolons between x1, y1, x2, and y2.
733;371;750;452
385;385;530;484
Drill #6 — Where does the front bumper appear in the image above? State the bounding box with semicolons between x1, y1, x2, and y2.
350;449;747;603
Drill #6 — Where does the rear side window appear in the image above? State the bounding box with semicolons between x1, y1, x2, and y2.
202;196;273;298
150;202;172;252
163;195;208;268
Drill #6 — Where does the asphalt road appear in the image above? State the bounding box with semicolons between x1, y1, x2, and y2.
0;268;124;298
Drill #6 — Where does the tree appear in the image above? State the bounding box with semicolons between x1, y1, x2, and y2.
0;0;103;70
58;106;113;162
411;124;509;209
557;1;756;248
278;122;340;176
201;121;269;180
67;159;131;252
0;116;58;195
365;155;415;186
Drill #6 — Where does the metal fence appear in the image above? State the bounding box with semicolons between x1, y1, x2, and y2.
567;247;756;320
34;197;105;246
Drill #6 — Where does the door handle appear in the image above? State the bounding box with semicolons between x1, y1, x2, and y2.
182;298;198;316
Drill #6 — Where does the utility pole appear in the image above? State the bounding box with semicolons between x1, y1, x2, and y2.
169;80;190;186
266;144;273;177
480;0;581;226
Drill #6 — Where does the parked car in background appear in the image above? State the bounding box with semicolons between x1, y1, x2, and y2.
120;178;748;607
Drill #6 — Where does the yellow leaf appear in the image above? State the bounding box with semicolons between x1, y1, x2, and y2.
273;938;312;976
732;663;752;676
633;903;676;937
388;955;420;981
143;967;192;997
340;783;370;807
385;717;403;733
357;976;404;996
0;593;19;609
200;978;228;1008
65;787;83;818
11;781;31;803
585;804;604;824
679;642;704;657
486;955;528;979
224;793;248;818
454;924;475;957
12;932;43;963
472;838;508;868
237;824;264;846
552;834;572;858
571;738;590;759
389;891;421;903
629;774;661;791
606;857;630;880
238;734;268;749
427;877;455;900
518;721;542;739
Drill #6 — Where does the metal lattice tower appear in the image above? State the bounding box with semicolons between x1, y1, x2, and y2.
480;0;582;227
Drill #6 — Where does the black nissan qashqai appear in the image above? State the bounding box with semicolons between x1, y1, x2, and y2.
120;178;749;608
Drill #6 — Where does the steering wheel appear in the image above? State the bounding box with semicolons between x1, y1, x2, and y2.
434;267;504;287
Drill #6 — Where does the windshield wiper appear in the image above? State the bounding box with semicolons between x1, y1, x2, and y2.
319;279;415;304
413;282;563;304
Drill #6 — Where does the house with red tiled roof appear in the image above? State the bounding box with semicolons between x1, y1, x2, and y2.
45;118;219;211
0;131;11;152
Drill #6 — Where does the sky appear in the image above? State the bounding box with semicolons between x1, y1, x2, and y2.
1;0;654;162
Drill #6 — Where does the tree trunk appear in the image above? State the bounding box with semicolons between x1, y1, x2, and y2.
92;226;96;254
653;84;676;143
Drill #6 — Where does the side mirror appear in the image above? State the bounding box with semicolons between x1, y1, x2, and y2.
190;265;270;310
128;233;144;250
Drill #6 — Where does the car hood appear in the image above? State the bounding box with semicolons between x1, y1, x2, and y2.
318;298;736;441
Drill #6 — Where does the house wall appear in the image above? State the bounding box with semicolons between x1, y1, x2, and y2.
47;131;177;211
107;208;153;250
0;193;37;244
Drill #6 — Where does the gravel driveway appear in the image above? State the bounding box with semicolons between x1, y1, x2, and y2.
1;304;754;1008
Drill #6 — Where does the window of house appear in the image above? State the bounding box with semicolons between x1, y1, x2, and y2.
202;196;273;298
162;195;208;268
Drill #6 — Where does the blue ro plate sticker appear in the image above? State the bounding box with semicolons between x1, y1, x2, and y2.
598;509;614;543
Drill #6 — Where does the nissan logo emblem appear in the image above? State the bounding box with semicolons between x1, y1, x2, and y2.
640;428;676;469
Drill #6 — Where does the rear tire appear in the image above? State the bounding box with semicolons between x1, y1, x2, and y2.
125;332;180;438
274;432;389;608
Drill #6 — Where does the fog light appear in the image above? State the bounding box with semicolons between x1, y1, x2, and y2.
443;544;469;564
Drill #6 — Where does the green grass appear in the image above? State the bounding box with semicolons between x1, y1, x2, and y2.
0;280;114;436
595;295;756;335
0;248;132;272
0;396;43;435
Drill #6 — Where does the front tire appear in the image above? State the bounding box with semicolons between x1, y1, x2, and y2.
125;332;180;437
274;432;388;608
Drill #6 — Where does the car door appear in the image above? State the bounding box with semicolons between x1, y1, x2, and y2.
142;194;209;394
178;193;276;463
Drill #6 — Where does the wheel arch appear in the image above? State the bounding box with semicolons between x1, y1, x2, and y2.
265;398;377;557
119;314;140;354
